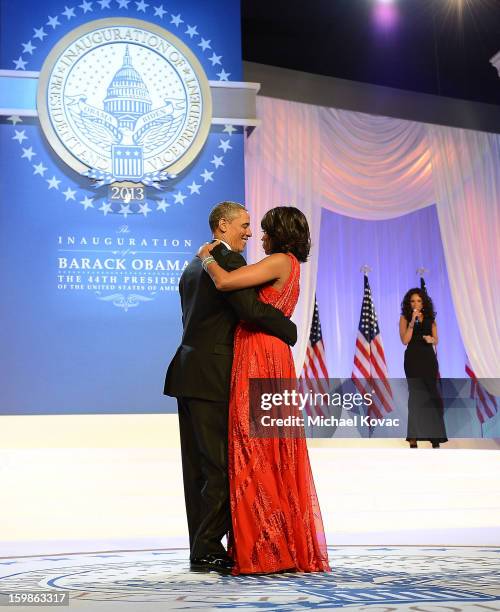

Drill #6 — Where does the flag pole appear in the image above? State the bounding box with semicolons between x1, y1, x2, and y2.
417;267;428;292
352;264;394;439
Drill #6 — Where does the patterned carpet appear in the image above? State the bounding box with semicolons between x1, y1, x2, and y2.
0;546;499;611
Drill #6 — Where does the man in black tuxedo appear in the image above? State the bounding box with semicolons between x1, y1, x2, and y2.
164;201;296;572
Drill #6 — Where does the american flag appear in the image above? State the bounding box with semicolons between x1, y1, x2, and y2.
465;362;498;426
420;274;441;374
351;274;393;418
299;297;329;417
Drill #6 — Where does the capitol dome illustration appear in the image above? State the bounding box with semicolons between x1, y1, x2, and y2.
104;45;152;130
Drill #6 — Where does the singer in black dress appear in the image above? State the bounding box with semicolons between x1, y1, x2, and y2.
399;289;448;448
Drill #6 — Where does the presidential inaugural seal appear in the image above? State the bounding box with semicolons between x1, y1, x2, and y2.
37;18;212;185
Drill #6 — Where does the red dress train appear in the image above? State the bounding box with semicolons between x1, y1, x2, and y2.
228;253;331;575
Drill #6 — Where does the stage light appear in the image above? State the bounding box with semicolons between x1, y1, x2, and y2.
373;2;399;30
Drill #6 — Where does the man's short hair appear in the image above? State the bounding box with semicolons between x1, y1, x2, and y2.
209;201;246;232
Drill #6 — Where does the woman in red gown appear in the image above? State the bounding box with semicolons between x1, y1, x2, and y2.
198;206;330;575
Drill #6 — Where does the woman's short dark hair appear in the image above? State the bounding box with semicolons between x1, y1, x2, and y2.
401;288;436;322
260;206;311;263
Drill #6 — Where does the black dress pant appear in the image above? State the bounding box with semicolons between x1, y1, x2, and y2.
177;397;231;559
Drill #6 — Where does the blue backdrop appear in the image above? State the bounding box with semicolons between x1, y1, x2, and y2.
316;204;466;379
0;0;244;414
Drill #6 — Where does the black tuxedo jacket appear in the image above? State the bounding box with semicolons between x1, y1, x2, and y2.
164;243;297;403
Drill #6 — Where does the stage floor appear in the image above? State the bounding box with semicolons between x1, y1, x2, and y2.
0;546;499;611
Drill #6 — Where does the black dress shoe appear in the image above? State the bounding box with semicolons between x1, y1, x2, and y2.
190;554;234;573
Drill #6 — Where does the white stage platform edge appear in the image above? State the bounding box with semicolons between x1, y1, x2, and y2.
1;415;499;557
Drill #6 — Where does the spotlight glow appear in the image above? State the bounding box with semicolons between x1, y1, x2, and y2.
373;3;399;30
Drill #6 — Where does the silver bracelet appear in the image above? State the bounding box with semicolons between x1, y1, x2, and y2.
201;255;215;272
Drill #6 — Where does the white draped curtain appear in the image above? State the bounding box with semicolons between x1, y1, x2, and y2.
430;126;500;387
245;96;500;390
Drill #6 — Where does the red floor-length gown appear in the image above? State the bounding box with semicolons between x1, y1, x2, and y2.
228;253;331;575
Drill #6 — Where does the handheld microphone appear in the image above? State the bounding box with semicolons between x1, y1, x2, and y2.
413;309;420;326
